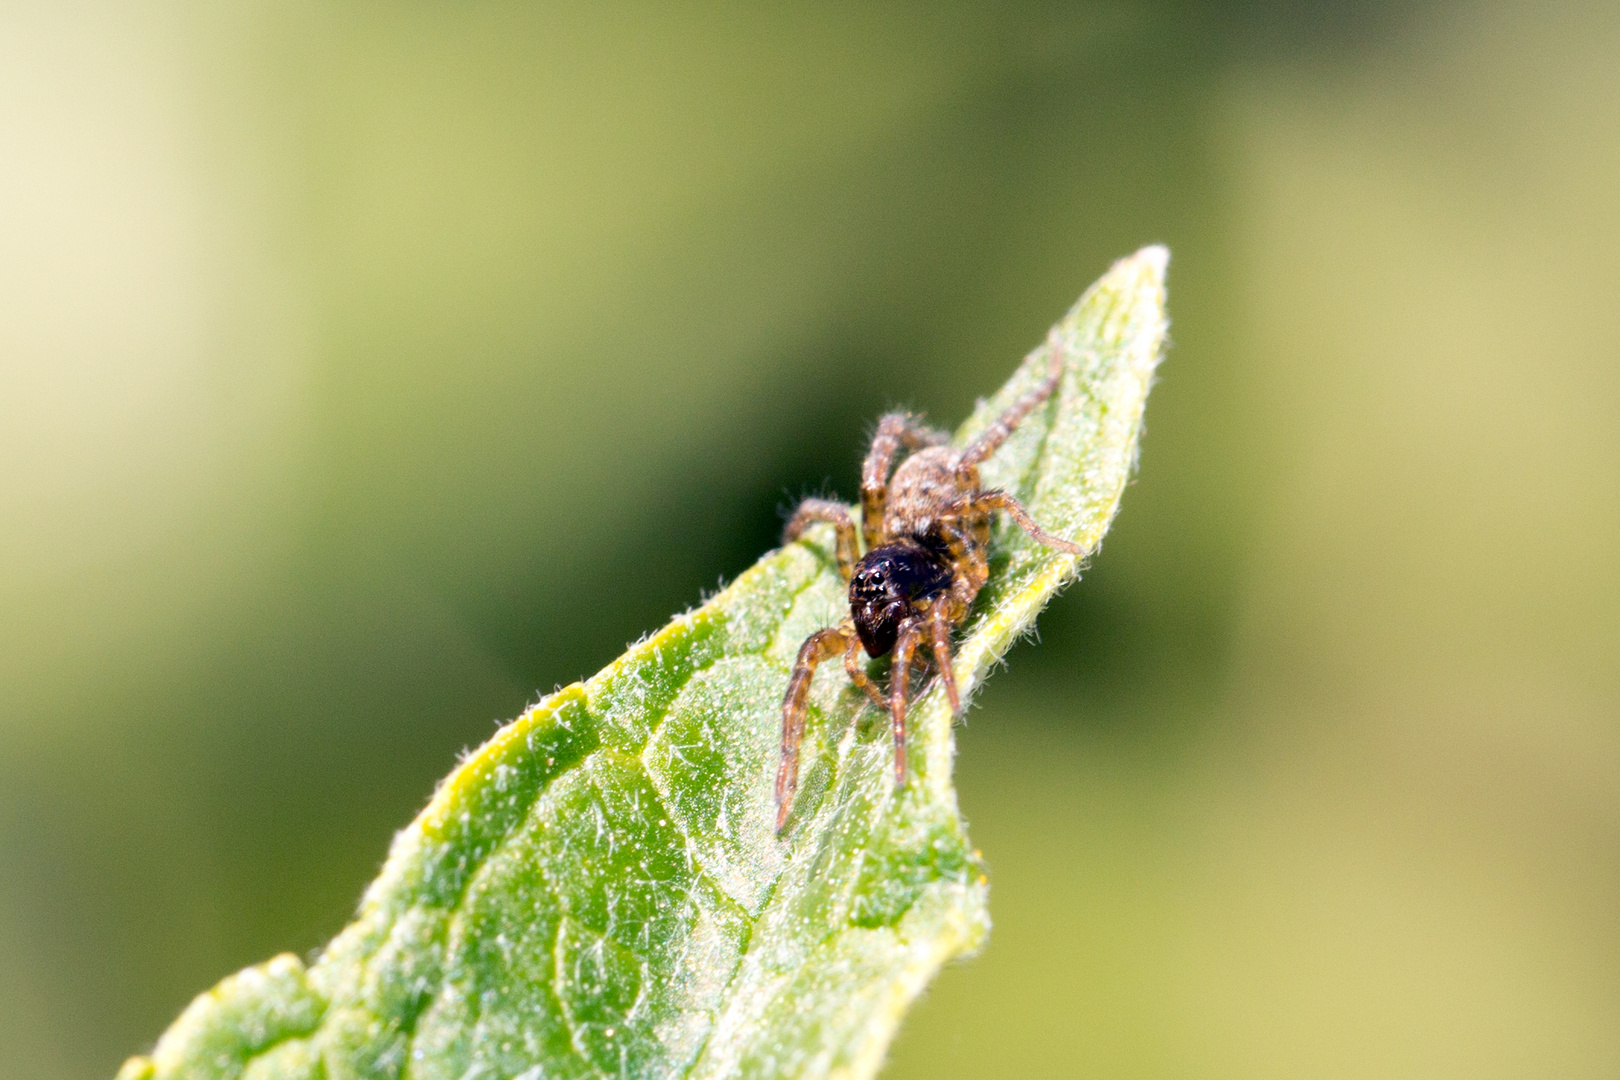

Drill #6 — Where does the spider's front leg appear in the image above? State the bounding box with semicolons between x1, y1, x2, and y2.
927;604;961;716
886;610;961;789
888;618;930;788
777;621;862;831
844;634;888;713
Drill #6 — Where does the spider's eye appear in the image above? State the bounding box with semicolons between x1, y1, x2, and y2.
849;541;952;657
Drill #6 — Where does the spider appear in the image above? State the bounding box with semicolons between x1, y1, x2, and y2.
774;345;1085;831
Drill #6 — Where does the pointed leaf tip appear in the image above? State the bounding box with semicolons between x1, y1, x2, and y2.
120;251;1169;1080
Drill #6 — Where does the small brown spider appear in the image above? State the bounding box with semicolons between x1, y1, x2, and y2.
775;346;1085;831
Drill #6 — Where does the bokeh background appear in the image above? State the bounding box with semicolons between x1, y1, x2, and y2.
3;1;1617;1077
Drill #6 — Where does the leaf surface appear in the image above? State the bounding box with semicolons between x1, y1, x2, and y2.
117;246;1168;1080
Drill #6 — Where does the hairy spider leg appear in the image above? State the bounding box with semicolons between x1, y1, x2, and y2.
861;412;949;550
965;489;1087;555
777;622;856;830
955;342;1066;480
936;518;992;606
783;499;859;582
927;604;960;715
843;631;888;712
917;520;990;720
888;619;928;787
775;624;886;833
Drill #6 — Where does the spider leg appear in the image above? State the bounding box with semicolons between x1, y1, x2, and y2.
777;622;855;832
843;632;888;712
939;520;991;602
888;618;927;789
928;604;960;716
955;338;1065;480
965;488;1087;555
861;412;949;550
784;498;859;582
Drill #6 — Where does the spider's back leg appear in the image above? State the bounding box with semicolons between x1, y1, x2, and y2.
956;342;1065;478
784;498;859;582
967;488;1086;555
861;412;948;549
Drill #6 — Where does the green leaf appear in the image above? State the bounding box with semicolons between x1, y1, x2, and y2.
117;247;1168;1080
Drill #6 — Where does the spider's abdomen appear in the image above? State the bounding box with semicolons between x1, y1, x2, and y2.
849;538;953;657
882;445;962;536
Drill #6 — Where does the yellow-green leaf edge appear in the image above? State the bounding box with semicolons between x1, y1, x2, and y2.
118;247;1168;1080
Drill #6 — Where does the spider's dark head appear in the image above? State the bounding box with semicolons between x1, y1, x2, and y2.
849;538;953;657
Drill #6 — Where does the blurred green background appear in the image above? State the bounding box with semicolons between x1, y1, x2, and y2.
2;1;1617;1077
